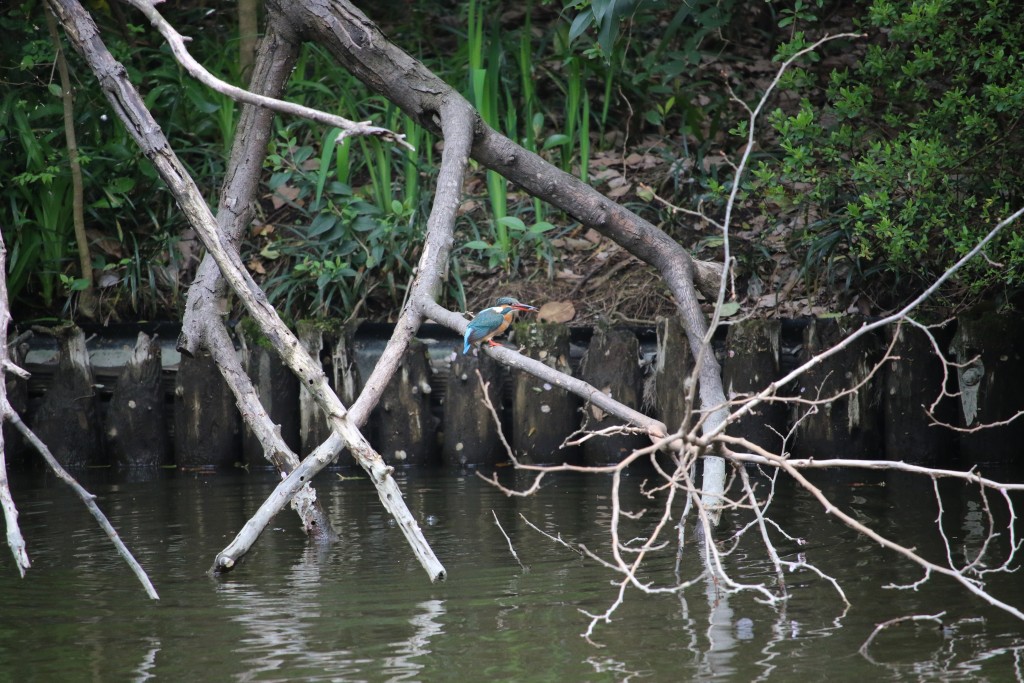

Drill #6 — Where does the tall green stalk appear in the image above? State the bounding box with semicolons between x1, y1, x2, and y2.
518;6;545;223
403;114;422;213
467;0;510;266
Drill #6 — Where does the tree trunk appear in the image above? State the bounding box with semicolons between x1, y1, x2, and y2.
240;324;301;469
792;316;883;459
371;338;438;466
655;315;693;435
949;309;1024;468
883;322;958;465
722;319;787;454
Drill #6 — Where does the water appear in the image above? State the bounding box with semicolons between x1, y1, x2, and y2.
1;466;1022;682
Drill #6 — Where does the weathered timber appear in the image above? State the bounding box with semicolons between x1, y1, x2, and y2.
30;323;103;468
106;332;169;468
330;320;361;407
792;316;884;459
883;323;958;464
510;321;580;464
579;325;647;464
296;320;333;457
442;351;504;467
722;319;787;453
371;338;437;466
949;310;1024;467
239;325;300;469
174;349;241;469
653;316;693;434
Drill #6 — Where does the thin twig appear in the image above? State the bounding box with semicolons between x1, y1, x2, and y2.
491;510;527;572
859;612;946;662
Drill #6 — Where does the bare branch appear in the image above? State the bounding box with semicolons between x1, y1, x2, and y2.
125;0;412;149
859;612;946;663
7;409;159;598
0;236;30;578
491;511;527;572
47;0;443;580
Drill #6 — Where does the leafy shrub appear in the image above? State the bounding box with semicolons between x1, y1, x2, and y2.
0;1;236;318
757;0;1024;302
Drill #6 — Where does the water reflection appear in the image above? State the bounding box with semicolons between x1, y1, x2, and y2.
132;637;160;683
1;469;1023;681
383;599;445;681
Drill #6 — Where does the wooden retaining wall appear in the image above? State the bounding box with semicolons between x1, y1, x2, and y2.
12;313;1023;473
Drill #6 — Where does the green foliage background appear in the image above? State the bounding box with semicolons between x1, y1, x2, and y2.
757;0;1024;304
2;0;1022;322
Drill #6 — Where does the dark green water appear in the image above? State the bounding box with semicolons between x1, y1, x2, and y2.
1;467;1022;682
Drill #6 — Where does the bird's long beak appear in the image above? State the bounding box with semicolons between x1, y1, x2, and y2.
512;303;538;312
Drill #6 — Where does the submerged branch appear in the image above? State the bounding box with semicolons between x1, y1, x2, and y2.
48;0;443;581
0;236;30;578
8;409;159;598
216;94;477;574
180;14;337;559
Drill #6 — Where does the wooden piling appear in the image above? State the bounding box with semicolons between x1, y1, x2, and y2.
239;324;300;469
106;332;169;468
949;310;1024;468
579;325;647;464
510;322;580;464
883;322;958;465
442;351;504;467
792;316;883;459
30;323;103;468
371;338;438;466
174;349;241;469
296;320;333;457
654;316;693;435
329;320;361;408
722;319;787;453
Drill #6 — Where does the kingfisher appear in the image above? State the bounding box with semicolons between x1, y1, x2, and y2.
463;297;538;354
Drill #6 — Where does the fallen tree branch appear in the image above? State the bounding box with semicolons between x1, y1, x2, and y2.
0;230;155;594
215;92;478;572
176;13;336;553
47;0;443;581
728;444;1024;621
0;237;30;578
6;409;160;599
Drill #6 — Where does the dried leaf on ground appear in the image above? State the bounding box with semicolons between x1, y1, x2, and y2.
538;300;576;323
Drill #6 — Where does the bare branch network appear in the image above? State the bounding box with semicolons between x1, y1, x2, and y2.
0;0;1018;646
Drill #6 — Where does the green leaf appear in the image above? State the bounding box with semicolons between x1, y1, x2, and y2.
542;134;570;150
352;215;379;232
308;213;338;237
718;301;740;317
497;216;526;232
463;240;491;250
106;176;136;194
568;10;594;44
529;221;556;234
